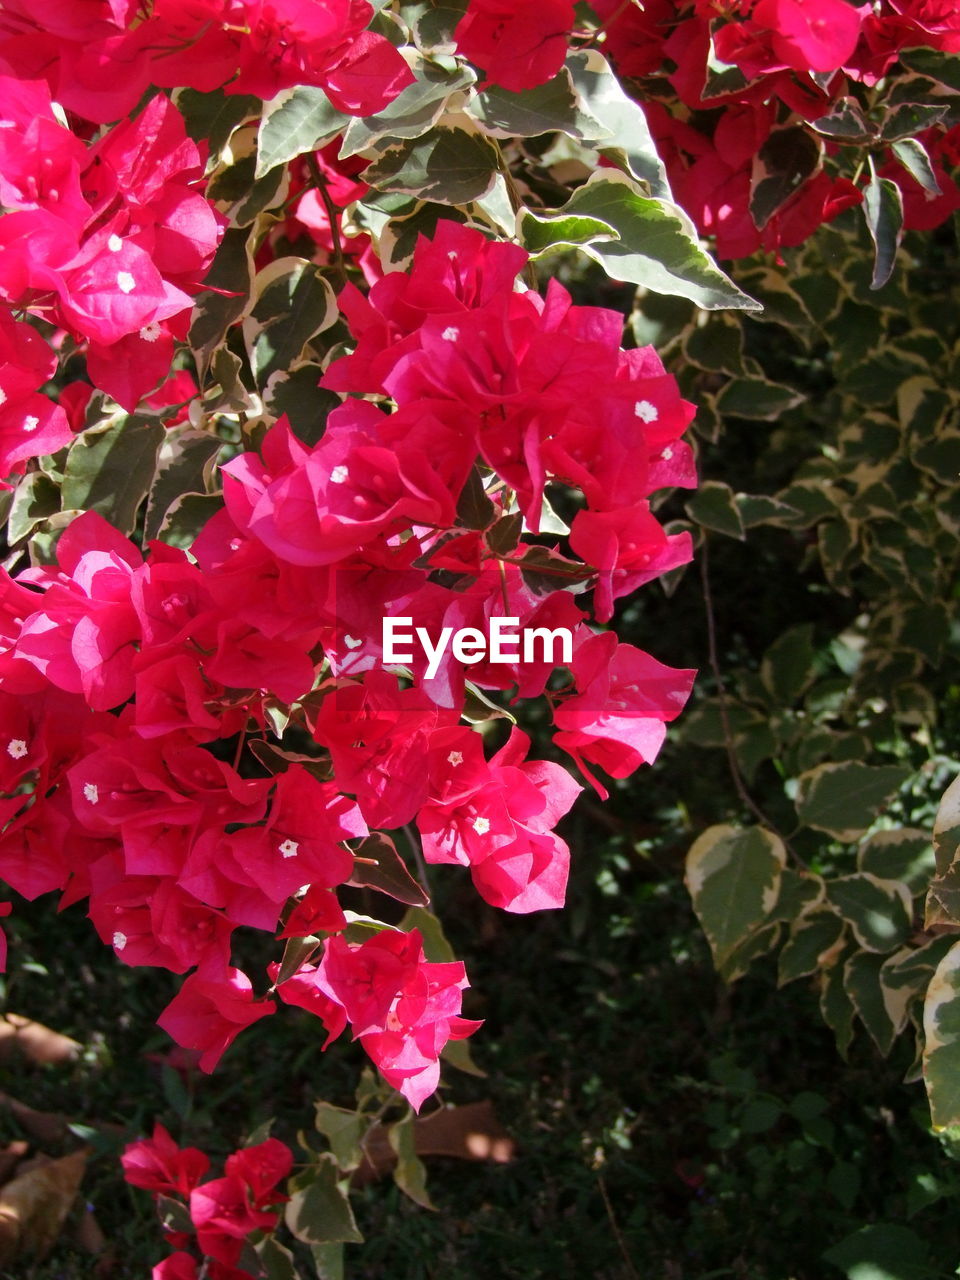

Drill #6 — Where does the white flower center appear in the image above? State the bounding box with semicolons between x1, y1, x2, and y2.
139;322;162;342
83;783;99;804
23;416;39;432
343;635;362;650
330;465;349;484
279;839;299;859
108;234;123;252
472;816;490;835
441;326;459;342
116;271;135;294
634;399;658;423
0;388;7;405
6;739;27;759
113;931;127;951
661;446;673;460
447;751;463;766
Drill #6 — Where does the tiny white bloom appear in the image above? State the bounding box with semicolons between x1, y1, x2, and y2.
343;635;362;650
83;782;99;804
634;399;659;423
7;739;27;759
472;816;490;835
661;446;674;460
113;931;127;951
107;234;123;252
0;388;7;406
23;416;39;432
116;271;135;294
279;839;299;859
447;751;464;767
441;326;460;342
139;322;162;342
330;465;349;484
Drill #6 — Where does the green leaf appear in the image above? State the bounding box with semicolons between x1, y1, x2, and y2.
399;906;456;962
890;138;942;195
899;47;960;93
265;367;340;445
314;1103;367;1174
189;228;254;377
244;257;338;389
682;315;745;374
275;934;321;988
733;268;813;330
862;169;904;290
685;824;786;979
209;126;287;224
471;65;606;142
716;377;805;420
779;909;845;986
795;762;911;842
341;59;476;158
735;493;803;528
455;464;494;530
564;50;671;198
348;832;428;908
557;174;761;311
749;126;822;230
824;1223;936;1279
157;492;224;548
934;773;960;876
518;208;619;258
825;874;913;953
176;88;261;170
441;1036;487;1077
389;1110;434;1209
883;102;950;142
409;0;469;53
923;940;960;1128
8;472;60;544
311;1243;345;1280
820;950;856;1058
62;414;164;535
285;1155;362;1245
858;829;935;895
844;949;899;1055
362;127;501;204
256;1235;298;1280
257;86;346;177
760;624;817;706
685;481;745;540
143;426;222;544
810;98;876;143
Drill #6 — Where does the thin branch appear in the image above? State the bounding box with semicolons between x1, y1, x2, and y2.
306;152;347;287
596;1171;640;1280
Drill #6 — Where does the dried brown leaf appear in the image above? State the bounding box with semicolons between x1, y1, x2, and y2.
0;1014;82;1065
0;1148;87;1264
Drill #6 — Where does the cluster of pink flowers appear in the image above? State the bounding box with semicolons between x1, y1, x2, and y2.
0;72;222;478
450;0;960;257
122;1123;293;1277
0;217;696;1109
0;0;413;125
594;0;960;254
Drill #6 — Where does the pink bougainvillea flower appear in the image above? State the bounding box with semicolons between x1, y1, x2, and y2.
157;967;275;1072
454;0;576;91
752;0;863;73
121;1122;210;1197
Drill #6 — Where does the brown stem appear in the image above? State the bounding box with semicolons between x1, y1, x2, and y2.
306;152;347;287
